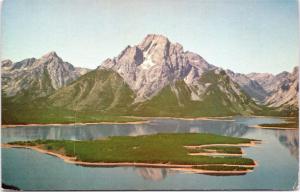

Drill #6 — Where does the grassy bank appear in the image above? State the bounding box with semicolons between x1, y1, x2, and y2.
9;133;258;167
2;99;143;124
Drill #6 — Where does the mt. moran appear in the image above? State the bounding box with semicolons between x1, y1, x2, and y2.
99;34;216;102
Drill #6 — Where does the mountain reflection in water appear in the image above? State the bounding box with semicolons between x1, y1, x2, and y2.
275;130;299;159
1;119;249;143
134;168;172;181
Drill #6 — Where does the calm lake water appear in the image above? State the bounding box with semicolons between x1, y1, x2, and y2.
2;117;299;190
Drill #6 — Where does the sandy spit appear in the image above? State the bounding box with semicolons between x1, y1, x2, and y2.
184;141;261;149
170;167;253;174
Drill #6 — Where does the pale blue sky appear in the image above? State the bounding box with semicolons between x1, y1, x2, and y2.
1;0;299;74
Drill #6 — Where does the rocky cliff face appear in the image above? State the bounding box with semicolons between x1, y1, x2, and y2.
264;67;298;107
99;34;216;102
247;72;277;93
247;67;298;107
226;70;268;102
1;52;89;99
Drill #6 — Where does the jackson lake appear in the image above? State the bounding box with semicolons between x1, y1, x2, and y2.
2;116;298;190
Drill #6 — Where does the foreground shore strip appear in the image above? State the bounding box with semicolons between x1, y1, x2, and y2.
3;133;260;175
249;125;298;130
3;116;297;128
1;116;234;128
1;120;150;128
250;117;299;130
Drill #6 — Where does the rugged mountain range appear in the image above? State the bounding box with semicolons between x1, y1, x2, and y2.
247;67;298;108
1;34;298;122
49;34;260;116
1;52;89;100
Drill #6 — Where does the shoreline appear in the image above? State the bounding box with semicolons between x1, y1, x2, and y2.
170;167;253;175
245;115;296;118
2;116;234;128
145;116;235;122
2;115;297;128
1;144;256;175
249;125;298;130
1;120;150;128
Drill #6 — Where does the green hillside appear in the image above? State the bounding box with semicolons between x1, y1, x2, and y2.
2;69;138;124
48;69;135;113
